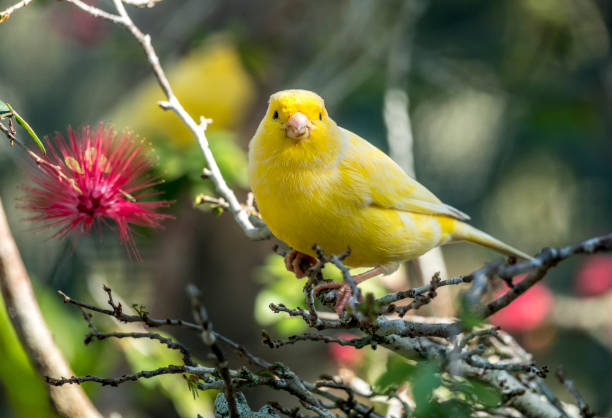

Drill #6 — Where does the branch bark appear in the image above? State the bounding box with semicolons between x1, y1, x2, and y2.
0;197;103;418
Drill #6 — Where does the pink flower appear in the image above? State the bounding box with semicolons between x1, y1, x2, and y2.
328;333;364;367
489;276;553;332
574;255;612;297
21;124;172;259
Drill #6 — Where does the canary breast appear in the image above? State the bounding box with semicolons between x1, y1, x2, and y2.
249;145;455;268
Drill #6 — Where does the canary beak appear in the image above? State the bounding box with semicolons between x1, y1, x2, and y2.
286;112;310;139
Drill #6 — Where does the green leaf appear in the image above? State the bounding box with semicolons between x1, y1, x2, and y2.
411;361;442;411
457;378;501;408
458;298;485;331
373;355;417;393
417;399;471;418
6;104;46;154
0;99;10;116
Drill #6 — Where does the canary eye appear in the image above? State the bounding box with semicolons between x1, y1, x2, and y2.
319;112;322;121
273;110;279;120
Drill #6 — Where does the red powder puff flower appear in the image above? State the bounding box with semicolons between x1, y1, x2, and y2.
328;333;364;368
20;124;172;259
574;255;612;297
489;275;553;332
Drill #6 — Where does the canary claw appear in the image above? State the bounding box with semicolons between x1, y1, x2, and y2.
284;250;316;278
313;281;362;314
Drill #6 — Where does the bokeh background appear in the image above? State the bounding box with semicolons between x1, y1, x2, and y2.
1;0;611;416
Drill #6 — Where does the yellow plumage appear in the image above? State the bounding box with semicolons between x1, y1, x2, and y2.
248;89;530;272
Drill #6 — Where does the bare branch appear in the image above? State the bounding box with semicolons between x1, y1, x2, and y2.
46;364;214;387
64;0;124;24
84;330;194;366
556;368;596;418
187;284;238;417
0;0;33;23
482;233;612;317
63;0;270;240
122;0;164;8
462;355;548;378
262;331;374;350
58;288;202;331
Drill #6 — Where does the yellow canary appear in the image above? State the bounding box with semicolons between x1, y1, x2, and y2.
248;90;529;301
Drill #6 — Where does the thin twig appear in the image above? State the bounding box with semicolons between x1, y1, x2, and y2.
58;289;202;331
84;331;194;366
376;274;469;305
0;0;33;23
46;364;214;387
262;331;374;350
482;233;612;317
64;0;125;24
187;284;238;418
556;368;595;418
123;0;164;8
463;355;548;378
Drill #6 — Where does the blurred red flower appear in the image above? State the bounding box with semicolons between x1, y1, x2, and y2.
21;124;172;259
328;333;364;368
51;1;107;44
574;255;612;297
489;276;553;332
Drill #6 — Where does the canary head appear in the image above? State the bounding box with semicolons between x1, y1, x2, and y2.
250;89;345;169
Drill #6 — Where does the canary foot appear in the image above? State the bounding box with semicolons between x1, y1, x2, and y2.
313;266;387;313
284;250;317;278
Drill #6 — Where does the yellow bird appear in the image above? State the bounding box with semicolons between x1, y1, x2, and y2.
248;89;530;312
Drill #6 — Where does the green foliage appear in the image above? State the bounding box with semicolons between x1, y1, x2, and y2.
373;355;417;393
0;282;113;417
454;378;501;408
4;103;46;154
374;356;502;417
0;99;10;116
410;361;443;416
458;297;485;331
0;294;54;417
253;254;308;336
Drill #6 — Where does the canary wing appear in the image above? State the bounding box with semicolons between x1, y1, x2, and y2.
340;127;470;220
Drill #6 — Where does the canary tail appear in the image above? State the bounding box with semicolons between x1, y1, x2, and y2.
451;221;532;260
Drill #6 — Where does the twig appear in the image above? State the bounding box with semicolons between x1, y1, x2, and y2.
46;364;214;387
269;303;349;330
377;274;469;305
556;368;595;418
0;0;33;23
62;0;270;240
84;331;194;366
536;381;570;418
187;284;238;418
482;233;612;317
58;288;202;331
123;0;164;8
389;272;444;316
462;355;548;378
262;331;374;350
64;0;125;24
111;0;271;239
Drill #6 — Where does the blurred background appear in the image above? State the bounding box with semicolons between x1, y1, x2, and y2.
1;0;611;416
